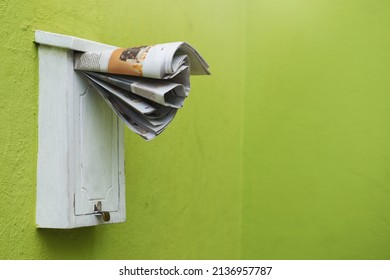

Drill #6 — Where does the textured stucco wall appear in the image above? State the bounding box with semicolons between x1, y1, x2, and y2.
0;0;243;259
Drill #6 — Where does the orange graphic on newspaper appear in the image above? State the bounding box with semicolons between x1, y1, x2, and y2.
108;45;152;77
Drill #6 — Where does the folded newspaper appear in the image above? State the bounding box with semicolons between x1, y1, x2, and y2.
74;42;210;140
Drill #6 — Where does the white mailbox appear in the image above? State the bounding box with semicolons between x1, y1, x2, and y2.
35;31;126;228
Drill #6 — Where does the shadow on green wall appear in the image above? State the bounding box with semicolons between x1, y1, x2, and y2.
36;227;97;259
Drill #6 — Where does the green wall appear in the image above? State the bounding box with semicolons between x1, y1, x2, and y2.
0;0;390;259
243;0;390;259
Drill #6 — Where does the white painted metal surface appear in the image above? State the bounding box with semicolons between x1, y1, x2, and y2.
36;31;126;228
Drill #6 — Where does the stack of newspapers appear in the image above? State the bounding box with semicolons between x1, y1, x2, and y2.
74;42;210;140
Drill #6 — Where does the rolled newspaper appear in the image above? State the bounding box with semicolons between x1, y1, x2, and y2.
74;42;210;140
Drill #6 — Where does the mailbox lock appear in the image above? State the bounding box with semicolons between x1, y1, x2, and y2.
94;201;111;222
